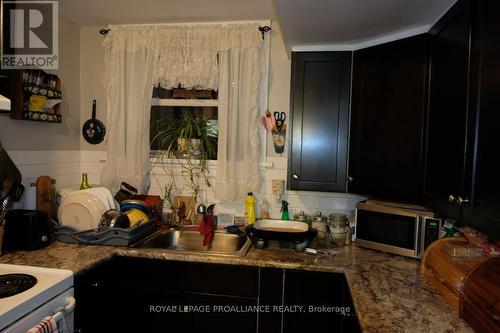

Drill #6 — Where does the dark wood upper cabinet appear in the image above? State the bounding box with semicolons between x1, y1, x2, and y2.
423;0;474;220
461;0;500;240
288;52;351;192
349;35;429;203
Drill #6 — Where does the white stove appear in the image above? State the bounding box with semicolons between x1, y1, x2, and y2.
0;264;74;332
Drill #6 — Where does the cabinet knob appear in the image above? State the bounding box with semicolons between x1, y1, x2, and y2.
90;281;100;288
456;196;470;206
292;174;299;180
347;176;354;183
448;194;456;203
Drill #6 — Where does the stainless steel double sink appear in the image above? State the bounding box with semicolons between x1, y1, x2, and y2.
134;229;252;257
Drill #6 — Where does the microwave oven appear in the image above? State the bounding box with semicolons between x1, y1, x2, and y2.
355;200;442;259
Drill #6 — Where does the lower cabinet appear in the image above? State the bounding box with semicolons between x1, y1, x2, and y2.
74;256;360;333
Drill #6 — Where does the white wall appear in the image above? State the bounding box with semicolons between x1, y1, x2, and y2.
0;15;81;151
78;21;365;220
1;15;82;208
79;26;108;151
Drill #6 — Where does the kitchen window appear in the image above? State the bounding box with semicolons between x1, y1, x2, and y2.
150;86;218;160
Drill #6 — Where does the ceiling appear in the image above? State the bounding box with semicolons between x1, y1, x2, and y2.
59;0;273;26
274;0;457;50
60;0;456;51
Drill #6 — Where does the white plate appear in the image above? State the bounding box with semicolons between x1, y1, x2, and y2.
79;188;113;210
58;192;107;231
253;219;309;233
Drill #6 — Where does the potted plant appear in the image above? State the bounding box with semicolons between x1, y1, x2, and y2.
151;108;217;215
152;109;217;160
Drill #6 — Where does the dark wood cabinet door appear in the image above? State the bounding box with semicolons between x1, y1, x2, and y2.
349;35;429;203
288;52;351;192
282;270;360;333
423;0;474;218
462;0;500;240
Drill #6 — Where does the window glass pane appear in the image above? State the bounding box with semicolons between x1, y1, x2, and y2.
150;105;218;160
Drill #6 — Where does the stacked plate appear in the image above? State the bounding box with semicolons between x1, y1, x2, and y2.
58;187;118;231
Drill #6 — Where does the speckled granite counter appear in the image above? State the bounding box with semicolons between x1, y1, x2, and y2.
0;241;472;333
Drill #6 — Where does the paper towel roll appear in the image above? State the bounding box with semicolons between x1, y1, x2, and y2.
22;185;37;210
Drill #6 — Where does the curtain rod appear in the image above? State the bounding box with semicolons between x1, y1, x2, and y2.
99;25;271;39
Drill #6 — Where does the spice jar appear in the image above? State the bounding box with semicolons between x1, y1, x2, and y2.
329;213;348;247
311;211;328;244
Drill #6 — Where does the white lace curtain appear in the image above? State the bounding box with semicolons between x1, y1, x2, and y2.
155;23;262;90
101;26;158;194
101;23;266;197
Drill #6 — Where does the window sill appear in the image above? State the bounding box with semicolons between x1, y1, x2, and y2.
150;155;273;168
152;98;218;107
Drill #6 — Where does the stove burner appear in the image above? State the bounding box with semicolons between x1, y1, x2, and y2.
0;274;37;298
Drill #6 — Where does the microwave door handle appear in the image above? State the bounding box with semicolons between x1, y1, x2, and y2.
420;217;427;257
414;215;421;258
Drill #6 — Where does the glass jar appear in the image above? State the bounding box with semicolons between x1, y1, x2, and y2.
329;213;348;247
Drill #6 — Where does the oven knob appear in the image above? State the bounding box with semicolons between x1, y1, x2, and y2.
456;196;470;206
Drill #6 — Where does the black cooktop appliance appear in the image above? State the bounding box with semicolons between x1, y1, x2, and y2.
0;274;37;299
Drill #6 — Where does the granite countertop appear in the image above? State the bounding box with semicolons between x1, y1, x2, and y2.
0;241;472;333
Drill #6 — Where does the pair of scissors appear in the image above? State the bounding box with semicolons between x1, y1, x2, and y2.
274;112;286;131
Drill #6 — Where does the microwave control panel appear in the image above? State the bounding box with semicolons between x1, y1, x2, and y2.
424;218;441;249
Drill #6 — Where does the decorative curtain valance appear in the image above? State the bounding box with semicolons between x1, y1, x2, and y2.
104;23;263;90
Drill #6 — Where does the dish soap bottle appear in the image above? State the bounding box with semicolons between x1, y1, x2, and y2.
244;192;256;224
80;173;91;190
280;200;290;220
260;199;270;219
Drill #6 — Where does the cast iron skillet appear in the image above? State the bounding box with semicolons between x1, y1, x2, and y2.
82;99;106;144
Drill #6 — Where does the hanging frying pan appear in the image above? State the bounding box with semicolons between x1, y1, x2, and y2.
82;99;106;144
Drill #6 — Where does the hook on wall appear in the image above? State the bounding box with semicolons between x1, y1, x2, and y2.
258;26;272;40
99;27;111;35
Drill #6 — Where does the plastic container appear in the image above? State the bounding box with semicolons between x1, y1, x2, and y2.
260;199;270;219
244;192;256;224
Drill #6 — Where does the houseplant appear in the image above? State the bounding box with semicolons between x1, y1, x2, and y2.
152;109;217;160
151;108;217;214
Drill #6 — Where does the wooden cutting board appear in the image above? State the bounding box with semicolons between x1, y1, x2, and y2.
36;175;55;222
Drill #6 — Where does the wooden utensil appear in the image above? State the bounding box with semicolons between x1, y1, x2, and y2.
36;176;55;222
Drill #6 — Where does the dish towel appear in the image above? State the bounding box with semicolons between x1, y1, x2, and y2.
26;315;59;333
198;215;215;247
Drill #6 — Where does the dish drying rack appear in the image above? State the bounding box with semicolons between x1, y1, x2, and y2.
54;219;158;247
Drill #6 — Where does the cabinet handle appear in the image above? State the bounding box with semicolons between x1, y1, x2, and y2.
292;174;299;180
347;176;354;183
448;194;456;203
456;196;470;206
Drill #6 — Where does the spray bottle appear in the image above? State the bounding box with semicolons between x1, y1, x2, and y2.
280;200;289;220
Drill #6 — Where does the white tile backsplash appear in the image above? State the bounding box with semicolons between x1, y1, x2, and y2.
6;150;82;209
79;151;366;220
